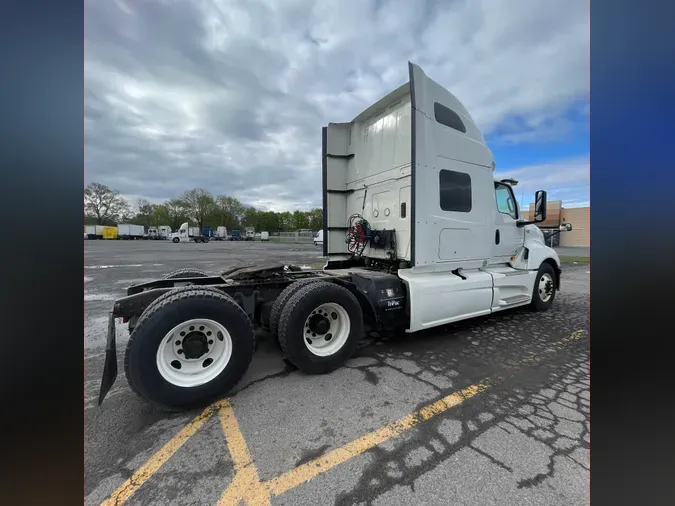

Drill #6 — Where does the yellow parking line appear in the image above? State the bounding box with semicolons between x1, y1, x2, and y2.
217;400;270;506
100;400;225;506
102;328;586;506
265;380;489;497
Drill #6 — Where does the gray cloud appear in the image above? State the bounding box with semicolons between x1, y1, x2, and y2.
85;0;589;211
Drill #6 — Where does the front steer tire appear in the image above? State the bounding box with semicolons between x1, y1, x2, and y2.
278;281;363;375
124;287;254;411
530;262;557;312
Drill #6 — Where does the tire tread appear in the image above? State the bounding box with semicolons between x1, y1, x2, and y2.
124;286;253;411
277;281;362;373
269;277;325;340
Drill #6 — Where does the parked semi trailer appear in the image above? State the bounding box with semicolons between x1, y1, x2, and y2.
102;226;118;240
98;62;572;411
118;224;145;240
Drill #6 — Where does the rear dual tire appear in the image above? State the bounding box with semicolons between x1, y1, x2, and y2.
269;278;325;340
124;286;254;411
277;281;363;375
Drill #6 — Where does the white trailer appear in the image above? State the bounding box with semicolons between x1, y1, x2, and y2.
99;62;572;411
85;225;97;239
189;226;200;238
117;224;145;240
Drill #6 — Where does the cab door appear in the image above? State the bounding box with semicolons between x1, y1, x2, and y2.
490;182;524;263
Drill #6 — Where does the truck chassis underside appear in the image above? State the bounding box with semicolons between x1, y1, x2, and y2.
99;262;409;407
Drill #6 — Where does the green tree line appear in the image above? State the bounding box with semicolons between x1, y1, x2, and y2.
84;182;323;232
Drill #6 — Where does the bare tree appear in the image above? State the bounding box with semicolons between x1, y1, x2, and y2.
214;195;246;229
181;188;215;231
84;182;131;225
134;198;154;227
164;198;189;231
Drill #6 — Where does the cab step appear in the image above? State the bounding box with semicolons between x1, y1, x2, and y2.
500;294;531;306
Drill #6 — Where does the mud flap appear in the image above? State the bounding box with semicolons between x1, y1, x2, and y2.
98;312;118;405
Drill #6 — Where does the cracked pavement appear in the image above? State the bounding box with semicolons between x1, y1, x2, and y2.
85;240;589;505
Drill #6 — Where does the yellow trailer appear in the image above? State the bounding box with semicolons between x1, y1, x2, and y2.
103;226;118;239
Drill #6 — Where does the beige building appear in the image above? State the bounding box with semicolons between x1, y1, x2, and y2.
523;200;590;248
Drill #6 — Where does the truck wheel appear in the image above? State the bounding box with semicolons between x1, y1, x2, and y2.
203;237;210;243
128;316;139;335
172;237;180;243
124;287;255;411
163;268;208;279
278;282;363;374
530;263;557;312
269;278;325;340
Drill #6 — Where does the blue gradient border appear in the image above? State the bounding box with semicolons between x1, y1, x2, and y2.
591;1;675;505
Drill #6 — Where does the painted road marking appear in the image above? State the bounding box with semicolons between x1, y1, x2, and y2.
100;401;225;506
99;329;586;506
264;381;488;498
215;381;489;504
217;400;271;506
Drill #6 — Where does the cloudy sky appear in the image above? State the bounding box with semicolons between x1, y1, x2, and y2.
85;0;589;212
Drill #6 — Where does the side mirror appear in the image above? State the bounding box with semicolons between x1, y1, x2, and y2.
560;223;573;232
517;190;549;228
533;190;547;223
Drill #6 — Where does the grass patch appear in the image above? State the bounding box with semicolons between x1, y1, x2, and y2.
559;256;590;264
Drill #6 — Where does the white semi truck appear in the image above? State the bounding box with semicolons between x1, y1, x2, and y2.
169;222;211;243
213;226;228;241
245;227;256;241
98;63;571;411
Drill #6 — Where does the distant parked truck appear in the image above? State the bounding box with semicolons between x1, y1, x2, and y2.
230;230;242;241
102;226;118;240
313;229;324;247
117;224;145;240
158;225;172;239
147;227;160;239
202;227;214;238
85;225;97;240
214;226;228;241
170;222;211;243
260;231;270;241
245;227;256;241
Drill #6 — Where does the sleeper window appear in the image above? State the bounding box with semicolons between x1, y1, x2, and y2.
439;170;472;213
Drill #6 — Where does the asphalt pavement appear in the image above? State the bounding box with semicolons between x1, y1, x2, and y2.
85;239;590;506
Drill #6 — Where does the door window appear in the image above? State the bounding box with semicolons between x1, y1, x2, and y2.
495;183;518;219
